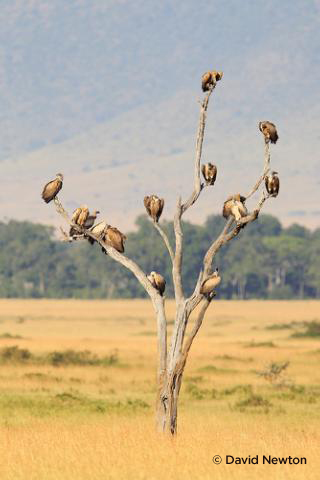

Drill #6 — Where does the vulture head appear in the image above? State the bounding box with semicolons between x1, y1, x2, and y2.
56;173;64;181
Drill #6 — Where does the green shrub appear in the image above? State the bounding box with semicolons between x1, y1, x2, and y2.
236;394;272;409
0;345;33;363
291;321;320;338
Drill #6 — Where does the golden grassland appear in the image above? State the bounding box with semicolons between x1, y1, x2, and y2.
0;299;319;480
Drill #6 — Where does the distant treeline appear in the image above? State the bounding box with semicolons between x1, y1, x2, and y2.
1;215;319;299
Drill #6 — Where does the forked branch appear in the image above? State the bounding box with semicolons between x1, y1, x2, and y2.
53;197;168;376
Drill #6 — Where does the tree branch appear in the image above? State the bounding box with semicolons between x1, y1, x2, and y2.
172;197;184;302
53;197;168;377
182;86;215;213
152;221;174;263
245;142;270;200
181;298;210;363
171;85;218;302
202;141;272;278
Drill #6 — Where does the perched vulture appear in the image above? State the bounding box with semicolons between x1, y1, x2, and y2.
201;71;223;92
223;194;247;222
144;195;164;222
104;226;126;253
77;206;89;227
88;221;108;245
259;121;278;144
201;163;217;186
200;268;221;295
265;171;280;197
84;210;100;229
41;173;63;203
71;207;82;224
69;207;83;237
147;271;166;296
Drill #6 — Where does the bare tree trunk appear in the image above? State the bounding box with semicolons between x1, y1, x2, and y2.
156;298;210;434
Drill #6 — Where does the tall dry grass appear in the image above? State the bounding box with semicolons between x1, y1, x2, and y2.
0;299;319;479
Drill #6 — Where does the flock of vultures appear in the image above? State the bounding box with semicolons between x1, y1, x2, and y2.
41;71;280;299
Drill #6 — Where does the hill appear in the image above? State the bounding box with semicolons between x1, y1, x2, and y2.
0;1;319;228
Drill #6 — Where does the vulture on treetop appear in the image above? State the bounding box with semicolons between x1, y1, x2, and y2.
201;71;223;92
144;195;164;223
147;271;166;296
201;163;217;186
41;173;63;203
265;172;280;197
259;121;279;144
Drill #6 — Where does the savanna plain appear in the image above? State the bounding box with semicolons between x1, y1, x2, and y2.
0;299;319;480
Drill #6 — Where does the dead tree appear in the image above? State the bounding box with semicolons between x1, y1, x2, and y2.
47;75;277;435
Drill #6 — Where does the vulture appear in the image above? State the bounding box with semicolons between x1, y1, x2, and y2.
103;226;126;253
144;195;164;223
69;207;83;237
71;207;82;224
265;171;280;197
84;210;100;229
200;268;221;295
223;194;248;222
88;221;108;245
41;173;63;203
147;271;166;296
259;121;278;144
201;71;223;92
69;206;89;237
201;163;217;186
77;206;89;227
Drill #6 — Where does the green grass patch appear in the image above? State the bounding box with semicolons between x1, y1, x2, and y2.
214;354;253;362
198;364;238;374
244;341;276;348
235;393;272;411
291;321;320;338
23;372;62;382
0;392;150;420
222;384;253;396
0;345;119;367
0;345;33;363
0;332;24;339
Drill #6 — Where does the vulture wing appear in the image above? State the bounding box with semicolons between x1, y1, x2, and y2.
71;207;82;224
106;227;125;253
78;209;89;226
41;179;62;203
222;200;232;219
210;164;217;184
144;196;151;216
201;72;211;92
156;275;166;296
157;199;164;221
265;177;270;194
272;176;280;195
